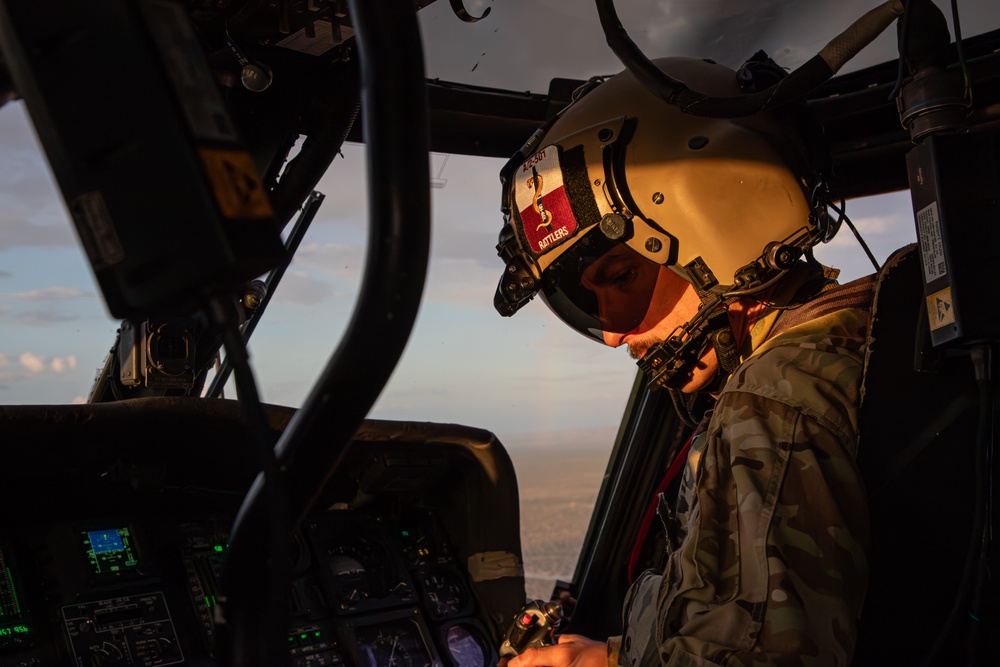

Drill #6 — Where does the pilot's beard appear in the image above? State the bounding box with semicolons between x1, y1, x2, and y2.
626;332;663;360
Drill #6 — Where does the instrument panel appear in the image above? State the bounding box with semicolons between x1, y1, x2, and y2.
1;506;496;667
0;401;524;667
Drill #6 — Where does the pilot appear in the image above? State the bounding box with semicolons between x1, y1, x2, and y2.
493;55;874;666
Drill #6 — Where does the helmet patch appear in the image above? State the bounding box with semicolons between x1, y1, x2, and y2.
513;146;579;256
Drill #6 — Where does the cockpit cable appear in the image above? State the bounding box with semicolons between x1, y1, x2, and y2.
920;343;995;666
595;0;904;118
209;294;291;667
828;199;881;273
205;191;325;399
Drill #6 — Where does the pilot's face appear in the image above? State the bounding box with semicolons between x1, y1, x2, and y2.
580;244;718;392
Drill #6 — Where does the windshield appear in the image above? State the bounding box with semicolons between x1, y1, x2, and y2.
0;0;982;602
418;0;995;90
0;101;918;602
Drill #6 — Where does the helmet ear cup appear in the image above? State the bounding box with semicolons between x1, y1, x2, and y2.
763;242;804;271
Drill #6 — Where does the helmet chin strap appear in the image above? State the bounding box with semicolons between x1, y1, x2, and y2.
636;294;740;391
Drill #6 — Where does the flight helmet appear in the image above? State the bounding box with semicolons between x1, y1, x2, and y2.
494;56;832;383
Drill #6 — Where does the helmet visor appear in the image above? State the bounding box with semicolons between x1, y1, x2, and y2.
540;230;668;345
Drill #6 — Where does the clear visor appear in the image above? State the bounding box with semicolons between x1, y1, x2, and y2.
540;229;682;346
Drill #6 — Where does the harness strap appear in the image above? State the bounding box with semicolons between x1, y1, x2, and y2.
769;274;876;339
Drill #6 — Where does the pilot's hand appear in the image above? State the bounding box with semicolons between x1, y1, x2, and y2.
498;634;607;667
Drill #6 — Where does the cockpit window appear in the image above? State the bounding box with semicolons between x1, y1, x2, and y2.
1;97;915;602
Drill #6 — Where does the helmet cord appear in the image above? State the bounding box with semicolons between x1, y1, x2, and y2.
828;199;881;272
668;387;702;429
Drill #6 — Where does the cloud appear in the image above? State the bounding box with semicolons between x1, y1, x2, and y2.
2;352;82;381
0;286;91;326
424;257;495;305
0;104;80;250
7;311;81;326
849;213;908;237
0;286;89;300
0;270;12;279
0;212;76;250
51;355;78;374
276;271;335;306
20;352;46;374
0;102;46;153
432;228;500;269
822;212;909;249
291;243;364;278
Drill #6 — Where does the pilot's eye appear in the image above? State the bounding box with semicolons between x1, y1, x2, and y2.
611;267;637;287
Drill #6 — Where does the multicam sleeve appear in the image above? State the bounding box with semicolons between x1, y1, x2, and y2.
652;345;870;667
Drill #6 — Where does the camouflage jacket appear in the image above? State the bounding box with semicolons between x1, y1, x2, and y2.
612;267;875;667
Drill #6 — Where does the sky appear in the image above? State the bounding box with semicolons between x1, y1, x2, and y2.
3;0;967;447
0;100;916;442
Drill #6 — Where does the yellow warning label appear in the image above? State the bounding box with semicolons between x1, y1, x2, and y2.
926;287;956;331
198;148;274;219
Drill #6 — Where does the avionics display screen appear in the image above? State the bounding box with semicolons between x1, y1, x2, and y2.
0;545;30;648
82;527;139;578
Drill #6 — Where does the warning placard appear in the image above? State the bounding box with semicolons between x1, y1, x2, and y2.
198;148;274;220
926;287;956;332
916;201;947;283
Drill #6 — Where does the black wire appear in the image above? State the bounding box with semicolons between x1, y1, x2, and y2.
214;296;283;513
966;345;994;665
828;200;881;273
210;295;289;665
921;344;993;667
215;300;275;462
889;0;914;101
951;0;973;108
571;76;610;101
667;387;700;429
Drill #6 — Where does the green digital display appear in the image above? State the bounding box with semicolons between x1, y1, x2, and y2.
1;565;21;618
82;527;139;577
0;625;28;637
0;545;30;649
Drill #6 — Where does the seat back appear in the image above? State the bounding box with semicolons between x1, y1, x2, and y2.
853;245;986;664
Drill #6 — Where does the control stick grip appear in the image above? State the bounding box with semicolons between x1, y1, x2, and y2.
499;599;564;658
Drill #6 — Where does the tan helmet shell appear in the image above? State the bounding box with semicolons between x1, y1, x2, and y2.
536;56;816;293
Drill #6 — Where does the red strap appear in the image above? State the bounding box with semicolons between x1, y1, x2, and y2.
626;435;693;583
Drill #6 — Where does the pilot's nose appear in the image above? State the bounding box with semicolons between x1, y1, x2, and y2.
602;330;627;348
591;288;627;348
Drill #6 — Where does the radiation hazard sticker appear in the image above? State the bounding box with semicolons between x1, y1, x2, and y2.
198;148;274;219
513;146;578;255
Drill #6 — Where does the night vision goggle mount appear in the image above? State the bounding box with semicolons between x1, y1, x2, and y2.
494;221;542;317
